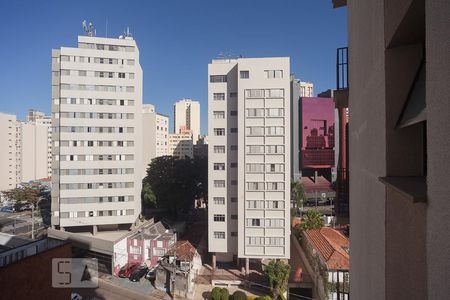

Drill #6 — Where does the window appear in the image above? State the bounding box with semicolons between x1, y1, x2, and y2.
266;163;284;173
210;75;227;83
265;70;283;79
214;180;226;188
130;246;140;254
247;182;264;190
246;108;264;117
247;219;261;227
266;219;284;227
266;126;284;135
246;163;264;173
266;145;284;154
120;100;125;106
266;182;285;190
230;92;237;98
247;236;264;245
240;70;249;79
214;214;225;222
246;127;264;136
266;89;284;98
266;237;284;246
266;108;284;117
246;89;264;98
213;197;225;205
213;146;225;153
88;211;94;217
87;141;94;147
213;93;225;100
247;200;264;209
214;232;225;239
267;201;284;209
213;111;225;119
246;145;264;154
154;248;165;256
214;128;225;136
78;70;87;76
214;163;225;171
118;72;125;78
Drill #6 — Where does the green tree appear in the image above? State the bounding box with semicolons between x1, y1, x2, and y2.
291;180;306;215
220;288;229;300
141;181;157;207
231;290;247;300
300;209;325;231
3;185;43;239
211;287;222;300
264;260;291;300
142;155;207;216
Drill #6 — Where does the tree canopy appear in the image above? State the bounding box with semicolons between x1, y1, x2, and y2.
264;260;291;300
300;209;325;231
142;155;207;216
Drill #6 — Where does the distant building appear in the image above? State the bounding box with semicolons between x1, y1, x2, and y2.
300;81;314;97
194;135;208;159
0;113;17;191
156;113;169;157
169;133;194;159
173;99;201;144
142;105;169;174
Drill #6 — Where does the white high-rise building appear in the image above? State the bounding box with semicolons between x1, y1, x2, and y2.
208;57;291;267
50;34;143;232
16;112;52;183
173;99;200;144
0;113;17;191
155;113;169;157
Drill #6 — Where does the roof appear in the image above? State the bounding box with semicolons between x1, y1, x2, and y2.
134;221;173;240
301;176;335;194
304;227;349;270
166;240;197;262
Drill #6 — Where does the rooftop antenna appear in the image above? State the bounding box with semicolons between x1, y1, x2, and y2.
105;18;108;38
82;20;96;37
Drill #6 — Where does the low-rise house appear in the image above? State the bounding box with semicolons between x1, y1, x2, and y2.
155;240;202;299
301;227;350;300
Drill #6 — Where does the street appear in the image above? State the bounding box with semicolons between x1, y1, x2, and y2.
0;211;46;238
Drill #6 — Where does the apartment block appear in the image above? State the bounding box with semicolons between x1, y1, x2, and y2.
208;57;291;266
50;35;143;232
156;113;169;157
300;81;314;97
0;113;17;191
16;112;52;183
168;133;194;159
173;99;200;144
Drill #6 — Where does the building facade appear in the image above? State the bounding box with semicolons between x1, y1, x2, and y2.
332;0;450;299
168;133;194;159
0;113;17;191
156;113;169;157
300;81;314;97
50;35;143;232
173;99;200;144
208;57;291;266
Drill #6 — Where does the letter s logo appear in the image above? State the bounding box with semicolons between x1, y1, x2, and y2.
57;260;71;285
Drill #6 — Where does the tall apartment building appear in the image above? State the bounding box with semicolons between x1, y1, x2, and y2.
142;104;170;174
208;57;291;268
168;133;194;159
173;99;200;144
156;113;169;157
0;113;17;192
332;0;450;299
50;34;143;232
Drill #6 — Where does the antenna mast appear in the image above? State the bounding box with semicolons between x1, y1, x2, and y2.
82;20;96;37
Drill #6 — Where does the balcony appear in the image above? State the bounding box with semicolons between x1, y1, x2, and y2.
335;47;349;108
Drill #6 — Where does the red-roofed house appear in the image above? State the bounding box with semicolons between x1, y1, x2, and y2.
302;227;350;299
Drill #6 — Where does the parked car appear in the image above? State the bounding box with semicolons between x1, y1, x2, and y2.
118;263;140;278
145;268;156;280
0;206;14;213
129;265;149;282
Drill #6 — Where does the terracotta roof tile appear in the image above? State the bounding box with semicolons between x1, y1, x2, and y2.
305;227;349;270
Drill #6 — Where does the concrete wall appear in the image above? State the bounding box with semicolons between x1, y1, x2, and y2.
0;113;17;191
142;104;156;175
347;0;387;298
426;0;450;298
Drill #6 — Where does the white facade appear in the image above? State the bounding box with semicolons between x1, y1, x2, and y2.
156;113;169;157
168;133;193;159
51;35;143;230
0;113;17;191
142;104;156;175
208;57;291;261
300;81;314;97
16;113;52;183
173;99;200;144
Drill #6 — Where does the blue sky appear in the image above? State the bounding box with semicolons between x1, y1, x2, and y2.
0;0;346;134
